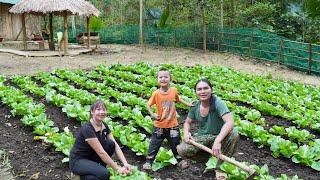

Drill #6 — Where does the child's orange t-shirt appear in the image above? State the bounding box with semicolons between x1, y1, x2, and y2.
148;87;181;128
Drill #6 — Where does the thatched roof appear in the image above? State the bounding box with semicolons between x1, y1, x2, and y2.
9;0;100;16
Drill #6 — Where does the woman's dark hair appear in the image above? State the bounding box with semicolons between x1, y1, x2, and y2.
194;78;216;113
90;100;106;118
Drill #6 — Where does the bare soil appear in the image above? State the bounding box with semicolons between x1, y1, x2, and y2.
0;45;320;179
0;44;320;86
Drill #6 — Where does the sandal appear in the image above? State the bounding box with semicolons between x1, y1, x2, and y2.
215;169;227;180
177;160;189;169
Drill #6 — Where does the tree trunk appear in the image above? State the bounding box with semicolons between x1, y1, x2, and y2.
220;0;224;28
202;8;206;53
230;0;235;27
139;0;143;45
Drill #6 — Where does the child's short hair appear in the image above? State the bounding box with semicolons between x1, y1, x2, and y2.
157;68;172;79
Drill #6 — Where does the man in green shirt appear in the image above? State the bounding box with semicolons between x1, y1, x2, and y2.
177;79;239;179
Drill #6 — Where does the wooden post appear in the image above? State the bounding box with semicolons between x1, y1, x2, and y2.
157;31;160;46
193;28;196;48
217;32;221;51
308;43;312;74
278;38;284;65
63;12;68;55
174;29;177;47
21;13;27;50
49;13;55;51
87;16;91;49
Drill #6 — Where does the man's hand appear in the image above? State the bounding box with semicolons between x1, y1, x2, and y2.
212;141;222;158
184;133;194;143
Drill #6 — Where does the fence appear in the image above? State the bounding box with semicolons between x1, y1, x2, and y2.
67;25;320;74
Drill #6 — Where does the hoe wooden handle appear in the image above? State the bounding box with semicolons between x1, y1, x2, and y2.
189;139;256;175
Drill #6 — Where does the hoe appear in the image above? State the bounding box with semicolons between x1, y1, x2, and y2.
189;140;258;180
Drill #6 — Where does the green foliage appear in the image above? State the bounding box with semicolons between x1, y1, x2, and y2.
158;8;170;28
90;17;105;32
240;2;277;32
304;0;320;19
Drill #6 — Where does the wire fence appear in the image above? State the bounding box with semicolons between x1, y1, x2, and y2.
67;25;320;74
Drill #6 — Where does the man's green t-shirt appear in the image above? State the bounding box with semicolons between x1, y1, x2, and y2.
188;97;230;136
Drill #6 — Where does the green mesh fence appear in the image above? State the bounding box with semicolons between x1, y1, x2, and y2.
66;25;320;74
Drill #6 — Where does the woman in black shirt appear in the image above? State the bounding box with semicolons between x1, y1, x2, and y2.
70;100;131;180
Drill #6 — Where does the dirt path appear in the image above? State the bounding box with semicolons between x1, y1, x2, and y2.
1;44;320;86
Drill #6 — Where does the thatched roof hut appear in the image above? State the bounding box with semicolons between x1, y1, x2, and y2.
9;0;100;54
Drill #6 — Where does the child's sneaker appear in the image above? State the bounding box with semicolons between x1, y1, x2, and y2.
177;159;189;169
175;155;183;161
142;162;152;170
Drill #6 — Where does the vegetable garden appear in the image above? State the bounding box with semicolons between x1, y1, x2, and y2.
0;62;320;179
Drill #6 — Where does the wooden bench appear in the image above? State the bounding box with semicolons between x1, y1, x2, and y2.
77;32;100;46
27;40;45;50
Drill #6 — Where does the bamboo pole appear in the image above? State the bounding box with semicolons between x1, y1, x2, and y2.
87;16;91;49
63;11;68;55
21;13;27;50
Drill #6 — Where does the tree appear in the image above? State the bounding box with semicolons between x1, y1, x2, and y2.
304;0;320;18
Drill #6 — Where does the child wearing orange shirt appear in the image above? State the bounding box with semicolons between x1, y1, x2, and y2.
142;69;192;170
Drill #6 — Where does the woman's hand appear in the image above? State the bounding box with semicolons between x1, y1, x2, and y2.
116;166;131;176
212;141;222;158
188;100;197;107
123;163;132;172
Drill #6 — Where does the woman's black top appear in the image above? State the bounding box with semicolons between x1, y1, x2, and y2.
70;122;115;165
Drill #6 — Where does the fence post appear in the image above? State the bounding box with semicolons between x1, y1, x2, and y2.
249;33;253;59
193;29;196;48
174;29;177;47
217;32;221;51
308;43;312;74
157;31;160;46
278;38;284;65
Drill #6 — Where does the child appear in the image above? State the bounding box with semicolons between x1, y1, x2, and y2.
142;68;192;170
